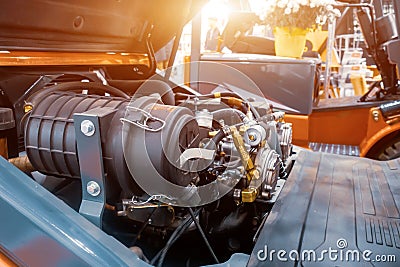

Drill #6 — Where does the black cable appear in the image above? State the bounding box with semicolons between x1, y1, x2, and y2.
151;210;200;266
131;207;158;246
156;218;193;267
187;207;220;264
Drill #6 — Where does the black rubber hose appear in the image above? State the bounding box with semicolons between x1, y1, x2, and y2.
380;100;400;118
27;81;130;105
220;98;249;114
212;108;248;125
214;130;227;144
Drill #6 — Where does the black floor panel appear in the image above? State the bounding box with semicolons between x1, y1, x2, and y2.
248;151;400;266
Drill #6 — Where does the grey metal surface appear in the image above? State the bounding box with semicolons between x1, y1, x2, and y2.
200;54;320;115
309;142;360;156
0;157;149;267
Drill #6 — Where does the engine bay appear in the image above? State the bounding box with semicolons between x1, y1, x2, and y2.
1;0;399;265
0;66;294;265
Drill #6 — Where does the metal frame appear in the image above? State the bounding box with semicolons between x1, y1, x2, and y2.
73;107;117;228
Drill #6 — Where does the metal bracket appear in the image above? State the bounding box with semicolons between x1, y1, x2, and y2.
73;107;117;228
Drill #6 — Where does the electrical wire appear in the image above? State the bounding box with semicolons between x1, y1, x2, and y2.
131;207;158;246
187;207;219;264
151;209;200;266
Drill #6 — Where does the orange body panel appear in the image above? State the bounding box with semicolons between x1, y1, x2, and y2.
283;114;309;147
286;107;371;146
285;104;400;156
308;107;370;145
0;51;149;66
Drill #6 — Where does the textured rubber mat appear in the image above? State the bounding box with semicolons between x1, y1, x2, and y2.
248;150;400;266
309;142;360;156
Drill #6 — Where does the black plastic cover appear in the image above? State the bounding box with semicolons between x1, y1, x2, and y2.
248;150;400;266
200;54;321;115
0;0;205;53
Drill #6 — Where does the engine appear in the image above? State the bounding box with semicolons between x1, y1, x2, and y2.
23;80;292;264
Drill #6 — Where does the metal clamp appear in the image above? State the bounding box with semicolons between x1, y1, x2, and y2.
130;194;174;206
120;106;165;132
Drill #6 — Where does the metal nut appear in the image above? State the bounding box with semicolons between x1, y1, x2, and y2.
86;181;101;196
81;120;95;136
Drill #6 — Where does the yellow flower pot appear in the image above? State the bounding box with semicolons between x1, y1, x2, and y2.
274;27;308;58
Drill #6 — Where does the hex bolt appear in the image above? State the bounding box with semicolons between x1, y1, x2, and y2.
86;181;101;197
81;119;95;136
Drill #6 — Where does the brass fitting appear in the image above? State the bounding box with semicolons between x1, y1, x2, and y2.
230;126;254;182
242;188;258;202
23;102;33;113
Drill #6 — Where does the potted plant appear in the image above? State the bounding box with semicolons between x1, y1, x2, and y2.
264;0;341;58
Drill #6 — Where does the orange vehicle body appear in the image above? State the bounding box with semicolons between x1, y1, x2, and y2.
0;51;149;66
285;97;400;158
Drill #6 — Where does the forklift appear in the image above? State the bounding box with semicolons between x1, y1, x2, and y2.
197;0;400;160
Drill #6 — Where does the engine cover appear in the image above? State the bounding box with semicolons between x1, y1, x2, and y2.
25;91;201;200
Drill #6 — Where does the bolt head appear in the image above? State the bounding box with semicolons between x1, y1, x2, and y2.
372;110;380;122
81;120;95;136
86;181;101;196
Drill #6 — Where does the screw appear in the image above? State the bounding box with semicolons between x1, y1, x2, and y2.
86;181;101;196
81;120;95;136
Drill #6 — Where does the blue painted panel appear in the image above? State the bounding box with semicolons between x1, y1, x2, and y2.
0;157;150;267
